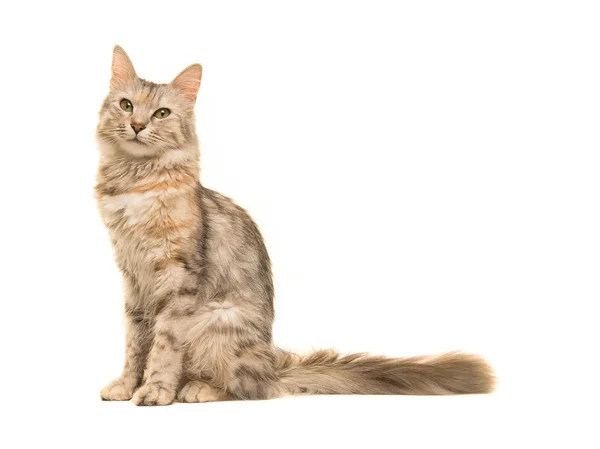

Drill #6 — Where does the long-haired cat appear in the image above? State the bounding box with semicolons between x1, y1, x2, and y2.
96;46;494;405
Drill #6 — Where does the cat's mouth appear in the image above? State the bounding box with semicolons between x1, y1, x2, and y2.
128;137;147;146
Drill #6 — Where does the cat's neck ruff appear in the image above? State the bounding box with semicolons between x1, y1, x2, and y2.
98;141;199;167
95;143;200;200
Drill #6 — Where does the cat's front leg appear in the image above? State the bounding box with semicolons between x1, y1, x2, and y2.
101;311;152;401
132;296;197;406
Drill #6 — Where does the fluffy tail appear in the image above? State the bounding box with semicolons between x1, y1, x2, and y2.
276;349;494;395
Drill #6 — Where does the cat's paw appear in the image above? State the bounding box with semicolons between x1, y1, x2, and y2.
177;380;230;403
132;382;176;406
100;377;138;401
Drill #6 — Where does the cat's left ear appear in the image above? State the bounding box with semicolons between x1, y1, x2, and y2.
111;45;137;89
171;64;202;103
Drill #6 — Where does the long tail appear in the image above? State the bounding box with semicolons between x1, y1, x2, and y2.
275;349;494;395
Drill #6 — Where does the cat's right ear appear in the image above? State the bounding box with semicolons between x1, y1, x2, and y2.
110;45;137;89
171;64;202;103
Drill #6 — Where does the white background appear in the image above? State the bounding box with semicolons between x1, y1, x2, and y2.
1;1;598;447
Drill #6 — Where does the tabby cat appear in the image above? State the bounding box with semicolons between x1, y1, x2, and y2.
96;46;494;406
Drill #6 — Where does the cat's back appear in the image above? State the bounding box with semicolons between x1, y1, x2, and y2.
199;186;274;305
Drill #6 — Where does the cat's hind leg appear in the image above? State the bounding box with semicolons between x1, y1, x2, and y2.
186;298;280;401
177;379;231;403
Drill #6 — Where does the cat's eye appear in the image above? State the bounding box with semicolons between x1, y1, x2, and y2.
154;108;171;119
120;99;133;112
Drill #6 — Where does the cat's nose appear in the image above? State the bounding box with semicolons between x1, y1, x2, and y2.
131;123;146;134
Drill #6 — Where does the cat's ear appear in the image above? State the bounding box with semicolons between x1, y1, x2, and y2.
171;64;202;103
110;45;137;89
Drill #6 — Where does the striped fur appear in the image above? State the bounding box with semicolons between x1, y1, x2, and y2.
96;46;494;406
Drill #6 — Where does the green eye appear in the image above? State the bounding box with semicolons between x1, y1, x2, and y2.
153;108;171;119
120;99;133;112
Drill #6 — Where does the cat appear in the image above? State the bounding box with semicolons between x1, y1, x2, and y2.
95;46;494;406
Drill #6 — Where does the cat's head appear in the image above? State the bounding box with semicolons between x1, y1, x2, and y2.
97;46;202;158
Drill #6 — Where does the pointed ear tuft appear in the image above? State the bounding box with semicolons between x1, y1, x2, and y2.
111;45;137;89
171;64;202;103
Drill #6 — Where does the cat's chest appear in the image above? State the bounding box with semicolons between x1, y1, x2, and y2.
100;190;165;228
98;188;197;267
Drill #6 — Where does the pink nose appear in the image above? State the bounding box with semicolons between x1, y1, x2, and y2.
131;123;146;134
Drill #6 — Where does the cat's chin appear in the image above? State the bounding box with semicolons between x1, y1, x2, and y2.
120;139;160;158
